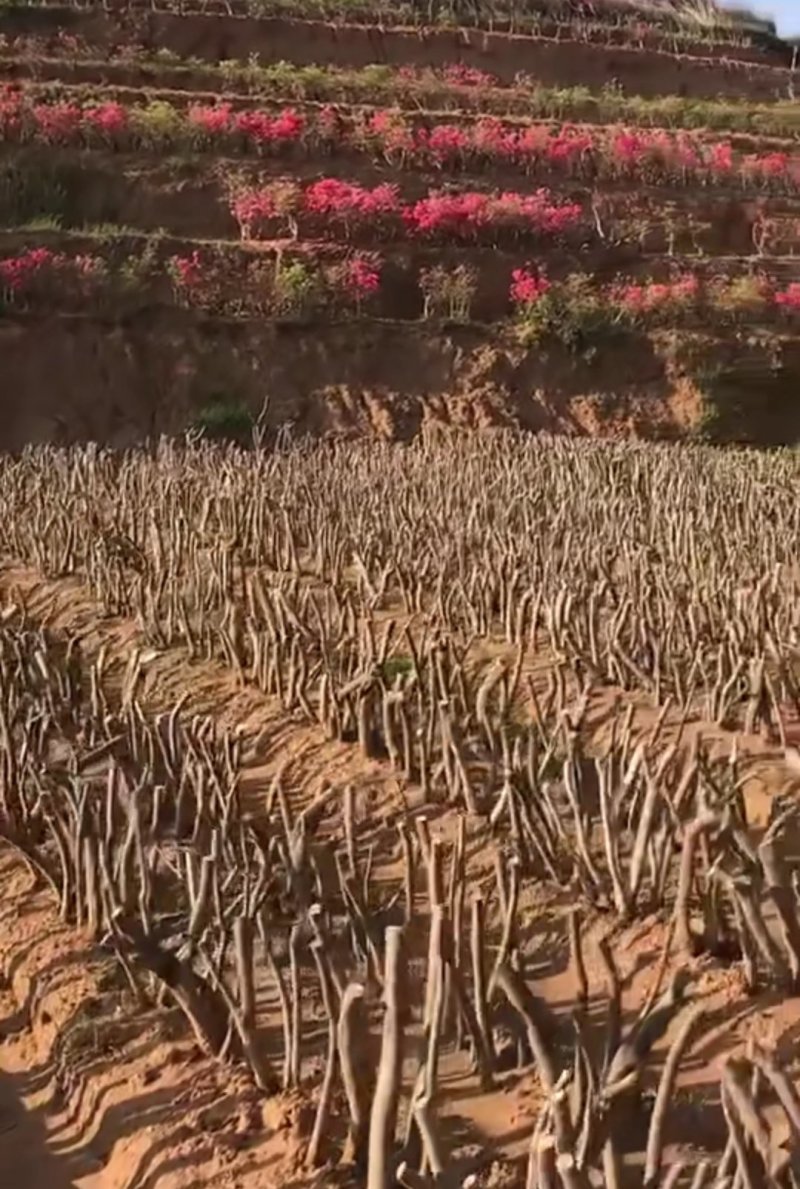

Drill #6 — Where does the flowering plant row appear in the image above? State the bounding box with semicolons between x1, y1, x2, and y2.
1;88;798;196
0;245;383;317
369;117;799;194
508;267;800;338
3;245;800;333
227;179;585;244
0;245;112;299
168;248;381;315
4;37;798;138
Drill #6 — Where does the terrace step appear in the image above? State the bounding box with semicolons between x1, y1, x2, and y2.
2;47;800;136
2;145;798;261
0;7;796;102
1;227;799;330
47;0;795;56
4;70;800;153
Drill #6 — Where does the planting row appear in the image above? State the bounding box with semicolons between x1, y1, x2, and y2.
4;38;800;137
8;437;800;729
4;607;799;1188
0;9;792;102
76;0;791;44
222;176;800;256
3;88;799;197
225;179;586;244
0;0;783;58
7;161;799;269
3;242;799;336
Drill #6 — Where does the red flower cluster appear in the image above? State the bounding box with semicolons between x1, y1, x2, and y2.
230;190;278;237
304;178;401;220
31;100;82;143
187;102;233;137
440;63;498;89
169;250;204;288
745;152;791;181
164;246;384;314
341;254;382;302
396;63;500;89
0;246;62;292
611;274;701;314
363;113;799;191
1;87;797;195
83;101;129;138
234;107;306;145
188;103;306;146
404;189;581;238
775;284;800;311
3;240;799;329
229;180;583;243
509;267;551;305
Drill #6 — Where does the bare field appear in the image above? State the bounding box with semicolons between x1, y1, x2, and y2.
0;434;798;1186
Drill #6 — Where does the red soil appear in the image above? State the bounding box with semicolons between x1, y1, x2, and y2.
0;562;798;1186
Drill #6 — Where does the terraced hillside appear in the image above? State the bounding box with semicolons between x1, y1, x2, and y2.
0;0;796;445
5;12;800;1189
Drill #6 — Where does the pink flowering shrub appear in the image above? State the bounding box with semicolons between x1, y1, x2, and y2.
536;126;594;170
707;142;734;175
610;273;701;322
1;239;797;334
304;178;400;221
0;246;63;295
508;269;609;346
744;152;791;184
229;182;301;240
32;101;81;143
361;110;415;162
505;269;773;343
187;102;232;139
231;191;279;241
509;267;551;306
167;250;209;308
230;179;401;240
473;117;518;161
0;247;105;308
83;101;129;144
403;189;582;242
234;107;305;150
440;63;497;88
416;123;471;166
331;252;382;312
775;283;800;312
0;86;23;138
169;250;203;288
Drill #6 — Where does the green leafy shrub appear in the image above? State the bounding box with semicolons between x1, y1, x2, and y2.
192;398;254;444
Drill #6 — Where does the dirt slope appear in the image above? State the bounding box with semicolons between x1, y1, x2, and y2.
6;315;799;449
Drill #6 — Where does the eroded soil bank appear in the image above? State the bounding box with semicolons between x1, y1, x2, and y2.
2;314;799;449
